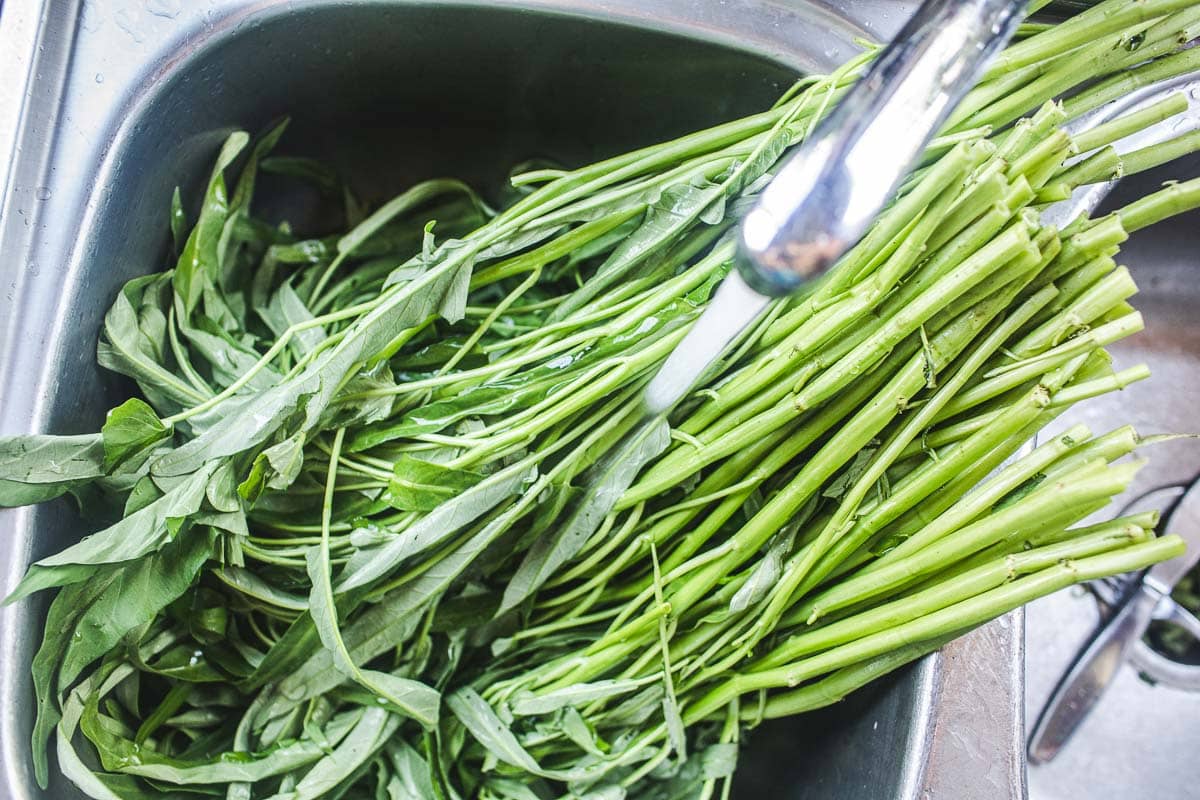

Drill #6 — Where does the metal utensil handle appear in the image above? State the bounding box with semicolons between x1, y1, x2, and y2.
1027;583;1162;764
738;0;1026;296
1160;596;1200;640
1098;576;1200;638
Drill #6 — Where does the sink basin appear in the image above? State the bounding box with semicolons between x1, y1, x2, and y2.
0;2;1022;798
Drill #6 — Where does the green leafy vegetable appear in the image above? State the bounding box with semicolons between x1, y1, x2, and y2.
5;4;1200;797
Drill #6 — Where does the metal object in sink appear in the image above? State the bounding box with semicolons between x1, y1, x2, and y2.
1089;482;1200;691
645;0;1025;414
1028;477;1200;763
1094;574;1200;653
0;2;1027;799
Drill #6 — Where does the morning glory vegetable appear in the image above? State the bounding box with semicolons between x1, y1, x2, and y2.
4;1;1200;797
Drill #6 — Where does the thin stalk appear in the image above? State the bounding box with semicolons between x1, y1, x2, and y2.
686;537;1183;724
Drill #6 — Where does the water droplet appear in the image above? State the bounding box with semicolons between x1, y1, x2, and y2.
1189;85;1200;102
34;186;51;201
94;72;104;83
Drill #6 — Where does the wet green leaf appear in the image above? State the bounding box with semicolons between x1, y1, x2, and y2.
102;398;170;471
385;456;485;513
0;433;106;507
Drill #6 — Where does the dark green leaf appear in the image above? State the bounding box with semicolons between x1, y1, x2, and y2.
174;307;281;391
272;707;400;800
306;545;441;729
10;463;216;600
102;398;170;470
97;274;208;409
126;476;164;515
509;677;658;717
170;187;188;257
822;447;878;501
239;432;307;501
205;460;242;513
338;180;483;259
499;419;669;613
56;727;125;800
338;460;534;592
322;365;396;429
230;118;289;214
57;528;217;690
266;483;543;716
729;518;801;614
0;433;106;507
174;132;250;315
548;179;724;322
446;689;546;776
154;240;477;478
260;155;341;195
29;577;115;787
81;696;347;785
385;456;485;513
384;742;437;800
260;282;325;358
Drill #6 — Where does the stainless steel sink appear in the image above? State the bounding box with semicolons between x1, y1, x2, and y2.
1025;151;1200;800
0;2;1023;799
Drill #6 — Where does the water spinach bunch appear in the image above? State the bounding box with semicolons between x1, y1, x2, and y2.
4;1;1200;797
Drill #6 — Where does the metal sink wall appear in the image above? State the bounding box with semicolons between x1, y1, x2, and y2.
0;2;1019;799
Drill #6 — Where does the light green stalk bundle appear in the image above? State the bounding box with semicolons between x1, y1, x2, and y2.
3;1;1200;798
